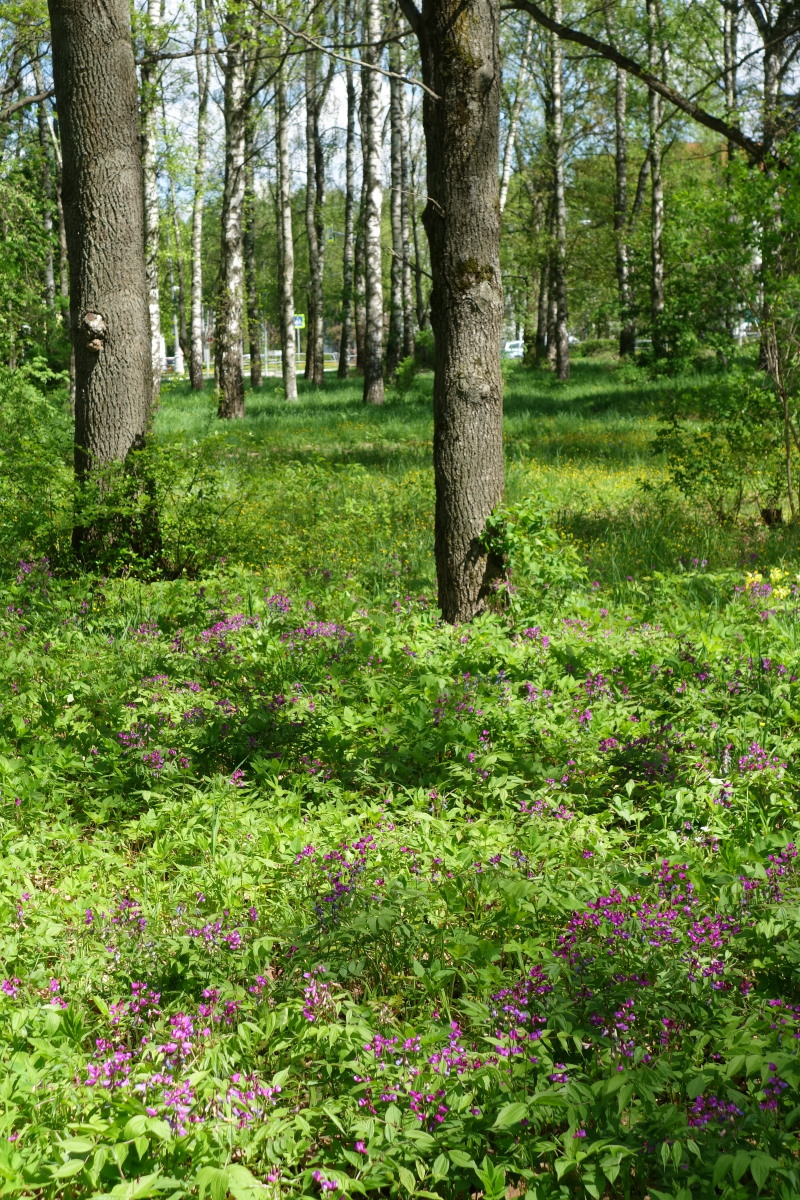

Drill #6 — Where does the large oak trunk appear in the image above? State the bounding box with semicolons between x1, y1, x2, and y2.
48;0;152;491
418;0;505;622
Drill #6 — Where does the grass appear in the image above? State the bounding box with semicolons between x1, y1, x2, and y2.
0;356;799;1197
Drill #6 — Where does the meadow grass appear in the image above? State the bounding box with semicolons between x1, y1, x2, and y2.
1;357;799;1197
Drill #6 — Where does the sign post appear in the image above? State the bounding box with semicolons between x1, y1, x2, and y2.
293;314;305;363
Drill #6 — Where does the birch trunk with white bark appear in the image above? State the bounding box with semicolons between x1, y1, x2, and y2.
140;0;163;407
189;0;209;391
338;5;357;379
362;0;384;406
551;0;569;381
216;18;247;419
275;45;298;401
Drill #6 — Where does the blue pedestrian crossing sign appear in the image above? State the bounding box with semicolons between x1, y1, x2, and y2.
293;314;306;329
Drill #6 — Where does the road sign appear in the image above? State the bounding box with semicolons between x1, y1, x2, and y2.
293;314;306;329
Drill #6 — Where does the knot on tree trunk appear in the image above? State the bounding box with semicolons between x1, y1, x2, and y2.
81;311;107;352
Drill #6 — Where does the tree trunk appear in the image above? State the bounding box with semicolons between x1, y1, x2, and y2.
535;251;549;363
189;0;210;391
722;0;738;163
416;0;504;621
304;49;327;386
216;15;247;420
386;33;405;379
275;42;298;401
647;0;665;357
362;0;385;406
140;0;163;408
47;0;154;549
31;61;56;313
614;66;635;356
354;173;367;371
244;129;263;389
499;18;533;217
338;8;357;379
399;70;415;360
410;152;428;330
551;0;569;380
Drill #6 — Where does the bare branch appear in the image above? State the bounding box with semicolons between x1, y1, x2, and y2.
510;0;764;161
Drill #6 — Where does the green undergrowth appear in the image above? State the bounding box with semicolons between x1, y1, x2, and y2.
0;359;799;1198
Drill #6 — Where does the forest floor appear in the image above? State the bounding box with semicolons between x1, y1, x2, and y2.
1;357;799;1199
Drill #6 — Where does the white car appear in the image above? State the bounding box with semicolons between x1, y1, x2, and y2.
503;339;524;359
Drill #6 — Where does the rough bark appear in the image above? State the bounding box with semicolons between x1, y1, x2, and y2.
47;0;153;543
414;0;504;620
646;0;665;357
216;14;247;420
361;0;384;406
275;42;298;401
140;0;163;408
551;0;569;380
614;66;635;356
409;152;428;330
499;19;533;217
535;250;549;363
244;126;262;389
338;4;357;379
189;0;210;391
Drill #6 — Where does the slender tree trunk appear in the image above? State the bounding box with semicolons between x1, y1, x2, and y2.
244;130;262;389
275;43;298;401
32;61;56;313
362;0;385;405
386;32;405;378
216;16;247;419
614;67;635;356
399;70;415;359
354;179;367;371
338;10;357;379
499;19;533;217
47;0;154;550
140;0;163;407
417;0;504;621
723;0;738;163
647;0;665;357
535;251;549;363
551;0;569;380
161;131;187;370
410;152;428;330
189;0;209;391
304;50;327;385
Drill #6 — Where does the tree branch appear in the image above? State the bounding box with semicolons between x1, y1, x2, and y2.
0;88;55;121
510;0;764;161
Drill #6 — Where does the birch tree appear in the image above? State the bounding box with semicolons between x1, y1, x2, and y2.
216;6;247;420
361;0;384;406
275;33;297;400
188;0;210;391
139;0;163;407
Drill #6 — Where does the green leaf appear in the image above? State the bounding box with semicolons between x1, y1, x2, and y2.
431;1155;449;1180
712;1153;733;1187
492;1101;527;1129
732;1151;751;1183
197;1166;230;1200
398;1166;416;1193
448;1149;474;1168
